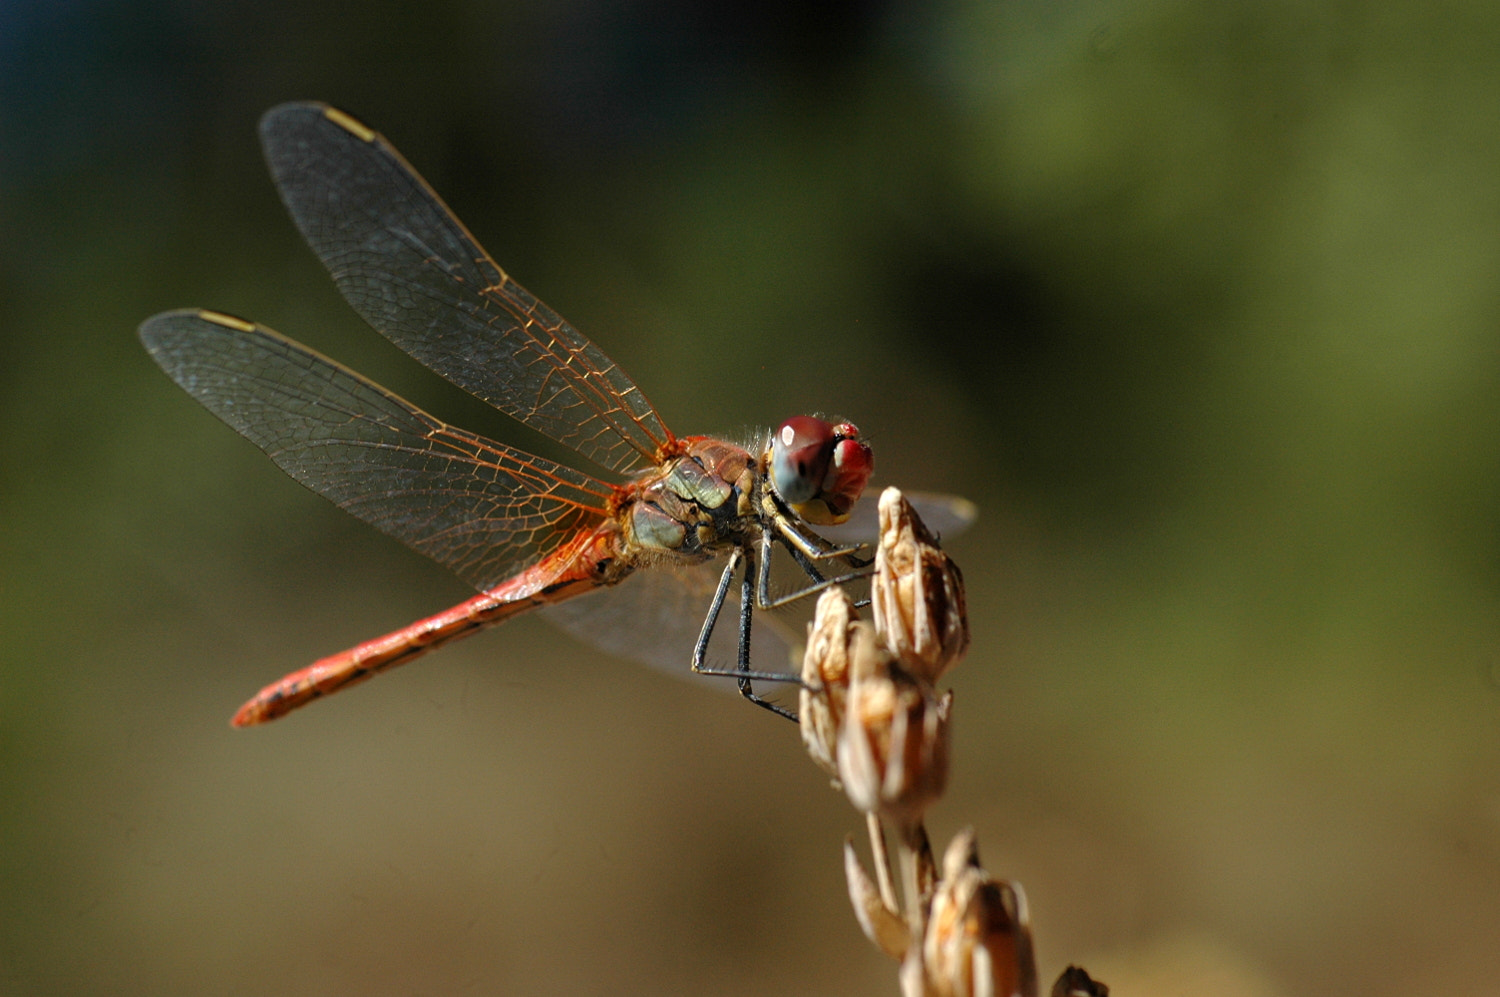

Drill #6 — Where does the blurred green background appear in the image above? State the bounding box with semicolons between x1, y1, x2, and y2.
4;1;1500;994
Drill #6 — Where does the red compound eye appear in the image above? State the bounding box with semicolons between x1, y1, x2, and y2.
769;416;873;525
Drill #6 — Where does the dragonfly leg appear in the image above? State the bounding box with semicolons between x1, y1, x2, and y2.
780;531;827;584
691;549;741;674
771;510;872;567
755;525;874;612
691;546;803;714
733;546;798;721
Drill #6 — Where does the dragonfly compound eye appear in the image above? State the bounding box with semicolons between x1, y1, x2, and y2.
770;416;874;525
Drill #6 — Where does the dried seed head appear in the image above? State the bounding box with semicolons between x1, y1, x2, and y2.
836;650;952;824
872;488;970;683
924;829;1037;997
800;587;867;777
843;837;910;960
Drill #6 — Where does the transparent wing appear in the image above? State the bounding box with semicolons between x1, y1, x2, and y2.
817;490;978;545
139;309;614;591
540;559;805;679
259;101;673;476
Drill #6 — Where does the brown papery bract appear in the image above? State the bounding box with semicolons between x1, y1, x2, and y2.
871;488;970;684
805;487;1102;997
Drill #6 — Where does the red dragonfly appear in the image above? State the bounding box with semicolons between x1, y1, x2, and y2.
141;103;884;726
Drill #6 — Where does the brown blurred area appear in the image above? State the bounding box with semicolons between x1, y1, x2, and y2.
4;2;1500;994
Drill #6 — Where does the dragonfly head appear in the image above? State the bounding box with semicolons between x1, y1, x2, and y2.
768;416;874;526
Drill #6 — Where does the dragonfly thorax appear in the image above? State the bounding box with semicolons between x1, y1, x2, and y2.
623;437;761;559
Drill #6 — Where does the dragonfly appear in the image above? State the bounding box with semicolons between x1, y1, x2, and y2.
140;102;895;727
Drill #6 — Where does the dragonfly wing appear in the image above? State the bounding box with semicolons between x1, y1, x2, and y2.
816;490;978;545
139;309;613;591
540;559;804;680
258;102;672;476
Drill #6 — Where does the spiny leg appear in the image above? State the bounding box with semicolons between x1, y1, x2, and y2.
691;546;804;696
733;545;797;721
755;520;874;613
770;508;871;566
691;549;740;675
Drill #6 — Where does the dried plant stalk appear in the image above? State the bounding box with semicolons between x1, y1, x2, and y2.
798;487;1105;997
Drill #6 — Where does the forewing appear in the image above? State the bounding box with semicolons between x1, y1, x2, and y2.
257;102;672;476
139;309;613;591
